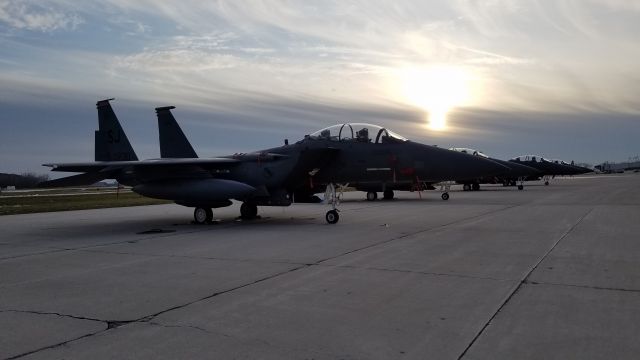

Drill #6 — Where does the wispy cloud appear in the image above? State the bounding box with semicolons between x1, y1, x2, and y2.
0;0;83;32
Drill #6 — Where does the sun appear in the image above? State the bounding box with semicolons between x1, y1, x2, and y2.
398;65;472;131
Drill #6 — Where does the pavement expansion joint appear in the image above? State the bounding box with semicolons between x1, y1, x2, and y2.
319;263;515;282
456;207;595;360
76;248;308;266
313;204;520;266
524;280;640;293
0;248;67;261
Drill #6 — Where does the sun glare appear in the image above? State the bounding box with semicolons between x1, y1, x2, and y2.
399;66;471;131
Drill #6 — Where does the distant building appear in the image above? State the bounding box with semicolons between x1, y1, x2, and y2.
596;160;640;173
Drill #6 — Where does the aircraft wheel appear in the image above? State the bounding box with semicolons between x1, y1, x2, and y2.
383;189;394;200
441;192;449;201
326;210;339;224
463;184;471;191
544;181;550;186
518;185;524;190
472;183;480;191
240;202;258;219
366;191;377;201
194;207;213;224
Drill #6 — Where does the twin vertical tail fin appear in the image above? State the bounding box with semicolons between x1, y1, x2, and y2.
155;106;198;158
95;99;138;161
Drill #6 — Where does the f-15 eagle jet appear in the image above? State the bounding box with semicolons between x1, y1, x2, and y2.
449;148;541;191
510;155;591;185
41;99;507;224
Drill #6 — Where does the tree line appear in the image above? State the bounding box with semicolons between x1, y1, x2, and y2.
0;173;50;189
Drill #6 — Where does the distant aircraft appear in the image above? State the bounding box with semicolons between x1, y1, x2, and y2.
41;99;507;224
449;148;541;190
510;155;590;185
549;159;592;175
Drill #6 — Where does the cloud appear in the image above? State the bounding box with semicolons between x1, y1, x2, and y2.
0;0;83;32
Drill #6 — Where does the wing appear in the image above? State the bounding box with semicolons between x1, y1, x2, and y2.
43;157;241;173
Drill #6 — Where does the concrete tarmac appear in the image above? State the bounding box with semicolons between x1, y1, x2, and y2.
1;174;639;359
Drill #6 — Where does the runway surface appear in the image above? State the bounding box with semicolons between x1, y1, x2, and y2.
1;174;639;359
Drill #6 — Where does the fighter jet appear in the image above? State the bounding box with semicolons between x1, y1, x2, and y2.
41;99;507;224
509;155;587;185
155;110;508;204
449;148;541;191
549;159;592;175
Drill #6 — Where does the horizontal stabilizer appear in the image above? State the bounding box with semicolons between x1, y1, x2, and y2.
156;106;198;158
38;172;110;188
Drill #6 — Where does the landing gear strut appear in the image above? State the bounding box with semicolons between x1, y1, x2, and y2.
325;183;341;224
440;181;452;201
240;202;258;219
194;207;213;224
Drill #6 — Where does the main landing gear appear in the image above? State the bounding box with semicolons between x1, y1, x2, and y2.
193;207;213;224
383;189;394;200
365;189;394;201
240;202;258;220
462;183;480;191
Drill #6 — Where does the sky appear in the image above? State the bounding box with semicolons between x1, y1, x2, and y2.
1;0;639;175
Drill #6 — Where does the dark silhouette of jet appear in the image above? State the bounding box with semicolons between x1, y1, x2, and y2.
510;155;591;185
41;99;507;224
449;148;541;191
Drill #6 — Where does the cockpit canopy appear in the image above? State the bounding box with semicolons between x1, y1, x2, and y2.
511;155;549;163
449;147;489;159
309;123;407;144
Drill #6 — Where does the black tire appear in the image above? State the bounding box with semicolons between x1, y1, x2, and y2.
518;185;524;190
240;202;258;219
383;189;394;200
326;210;339;224
194;207;212;224
441;192;449;201
463;184;471;191
366;191;377;201
472;183;480;191
544;181;549;186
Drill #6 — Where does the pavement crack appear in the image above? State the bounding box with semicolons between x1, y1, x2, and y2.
147;321;211;334
0;309;105;324
131;264;309;325
457;207;594;360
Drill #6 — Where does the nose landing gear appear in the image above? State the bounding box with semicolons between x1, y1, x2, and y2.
325;183;342;224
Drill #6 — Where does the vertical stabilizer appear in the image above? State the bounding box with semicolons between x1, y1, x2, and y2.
156;106;198;158
95;99;138;161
